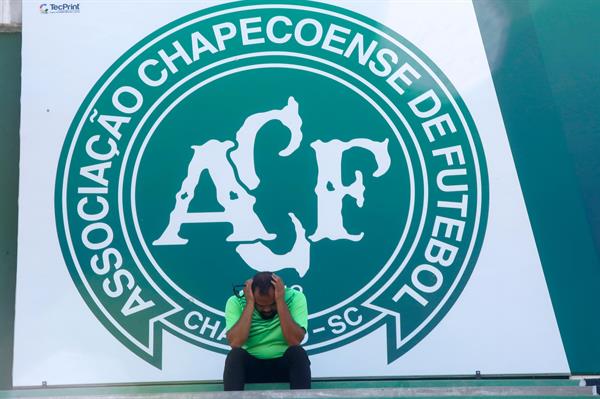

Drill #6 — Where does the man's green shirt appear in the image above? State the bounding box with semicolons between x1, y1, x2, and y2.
225;288;308;359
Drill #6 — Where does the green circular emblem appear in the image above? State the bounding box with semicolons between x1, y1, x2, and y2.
56;1;488;367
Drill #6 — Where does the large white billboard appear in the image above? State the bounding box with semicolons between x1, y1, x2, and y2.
14;0;568;386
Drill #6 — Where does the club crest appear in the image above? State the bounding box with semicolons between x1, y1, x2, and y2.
55;1;489;367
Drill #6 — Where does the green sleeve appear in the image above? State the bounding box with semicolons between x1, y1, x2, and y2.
288;290;308;330
225;296;243;331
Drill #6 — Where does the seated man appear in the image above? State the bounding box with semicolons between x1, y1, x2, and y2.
223;271;311;391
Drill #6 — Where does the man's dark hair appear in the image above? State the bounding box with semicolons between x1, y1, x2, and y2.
252;272;274;295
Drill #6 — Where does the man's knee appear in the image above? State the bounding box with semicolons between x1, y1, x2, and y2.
225;347;247;366
283;346;311;389
284;345;310;364
223;347;248;391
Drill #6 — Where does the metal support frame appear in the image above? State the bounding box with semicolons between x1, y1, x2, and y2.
0;0;21;27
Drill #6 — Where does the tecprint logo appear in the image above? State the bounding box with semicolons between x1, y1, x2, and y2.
40;3;80;14
56;2;488;368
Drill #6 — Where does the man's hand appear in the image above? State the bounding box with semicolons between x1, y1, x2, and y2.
243;279;254;307
272;274;306;346
272;274;285;304
226;279;255;348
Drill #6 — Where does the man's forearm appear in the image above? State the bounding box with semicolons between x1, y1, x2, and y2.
226;304;254;347
277;299;305;346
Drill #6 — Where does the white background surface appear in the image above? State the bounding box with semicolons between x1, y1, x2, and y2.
14;0;569;386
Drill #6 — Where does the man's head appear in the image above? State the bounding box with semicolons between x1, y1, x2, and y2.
252;272;277;320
